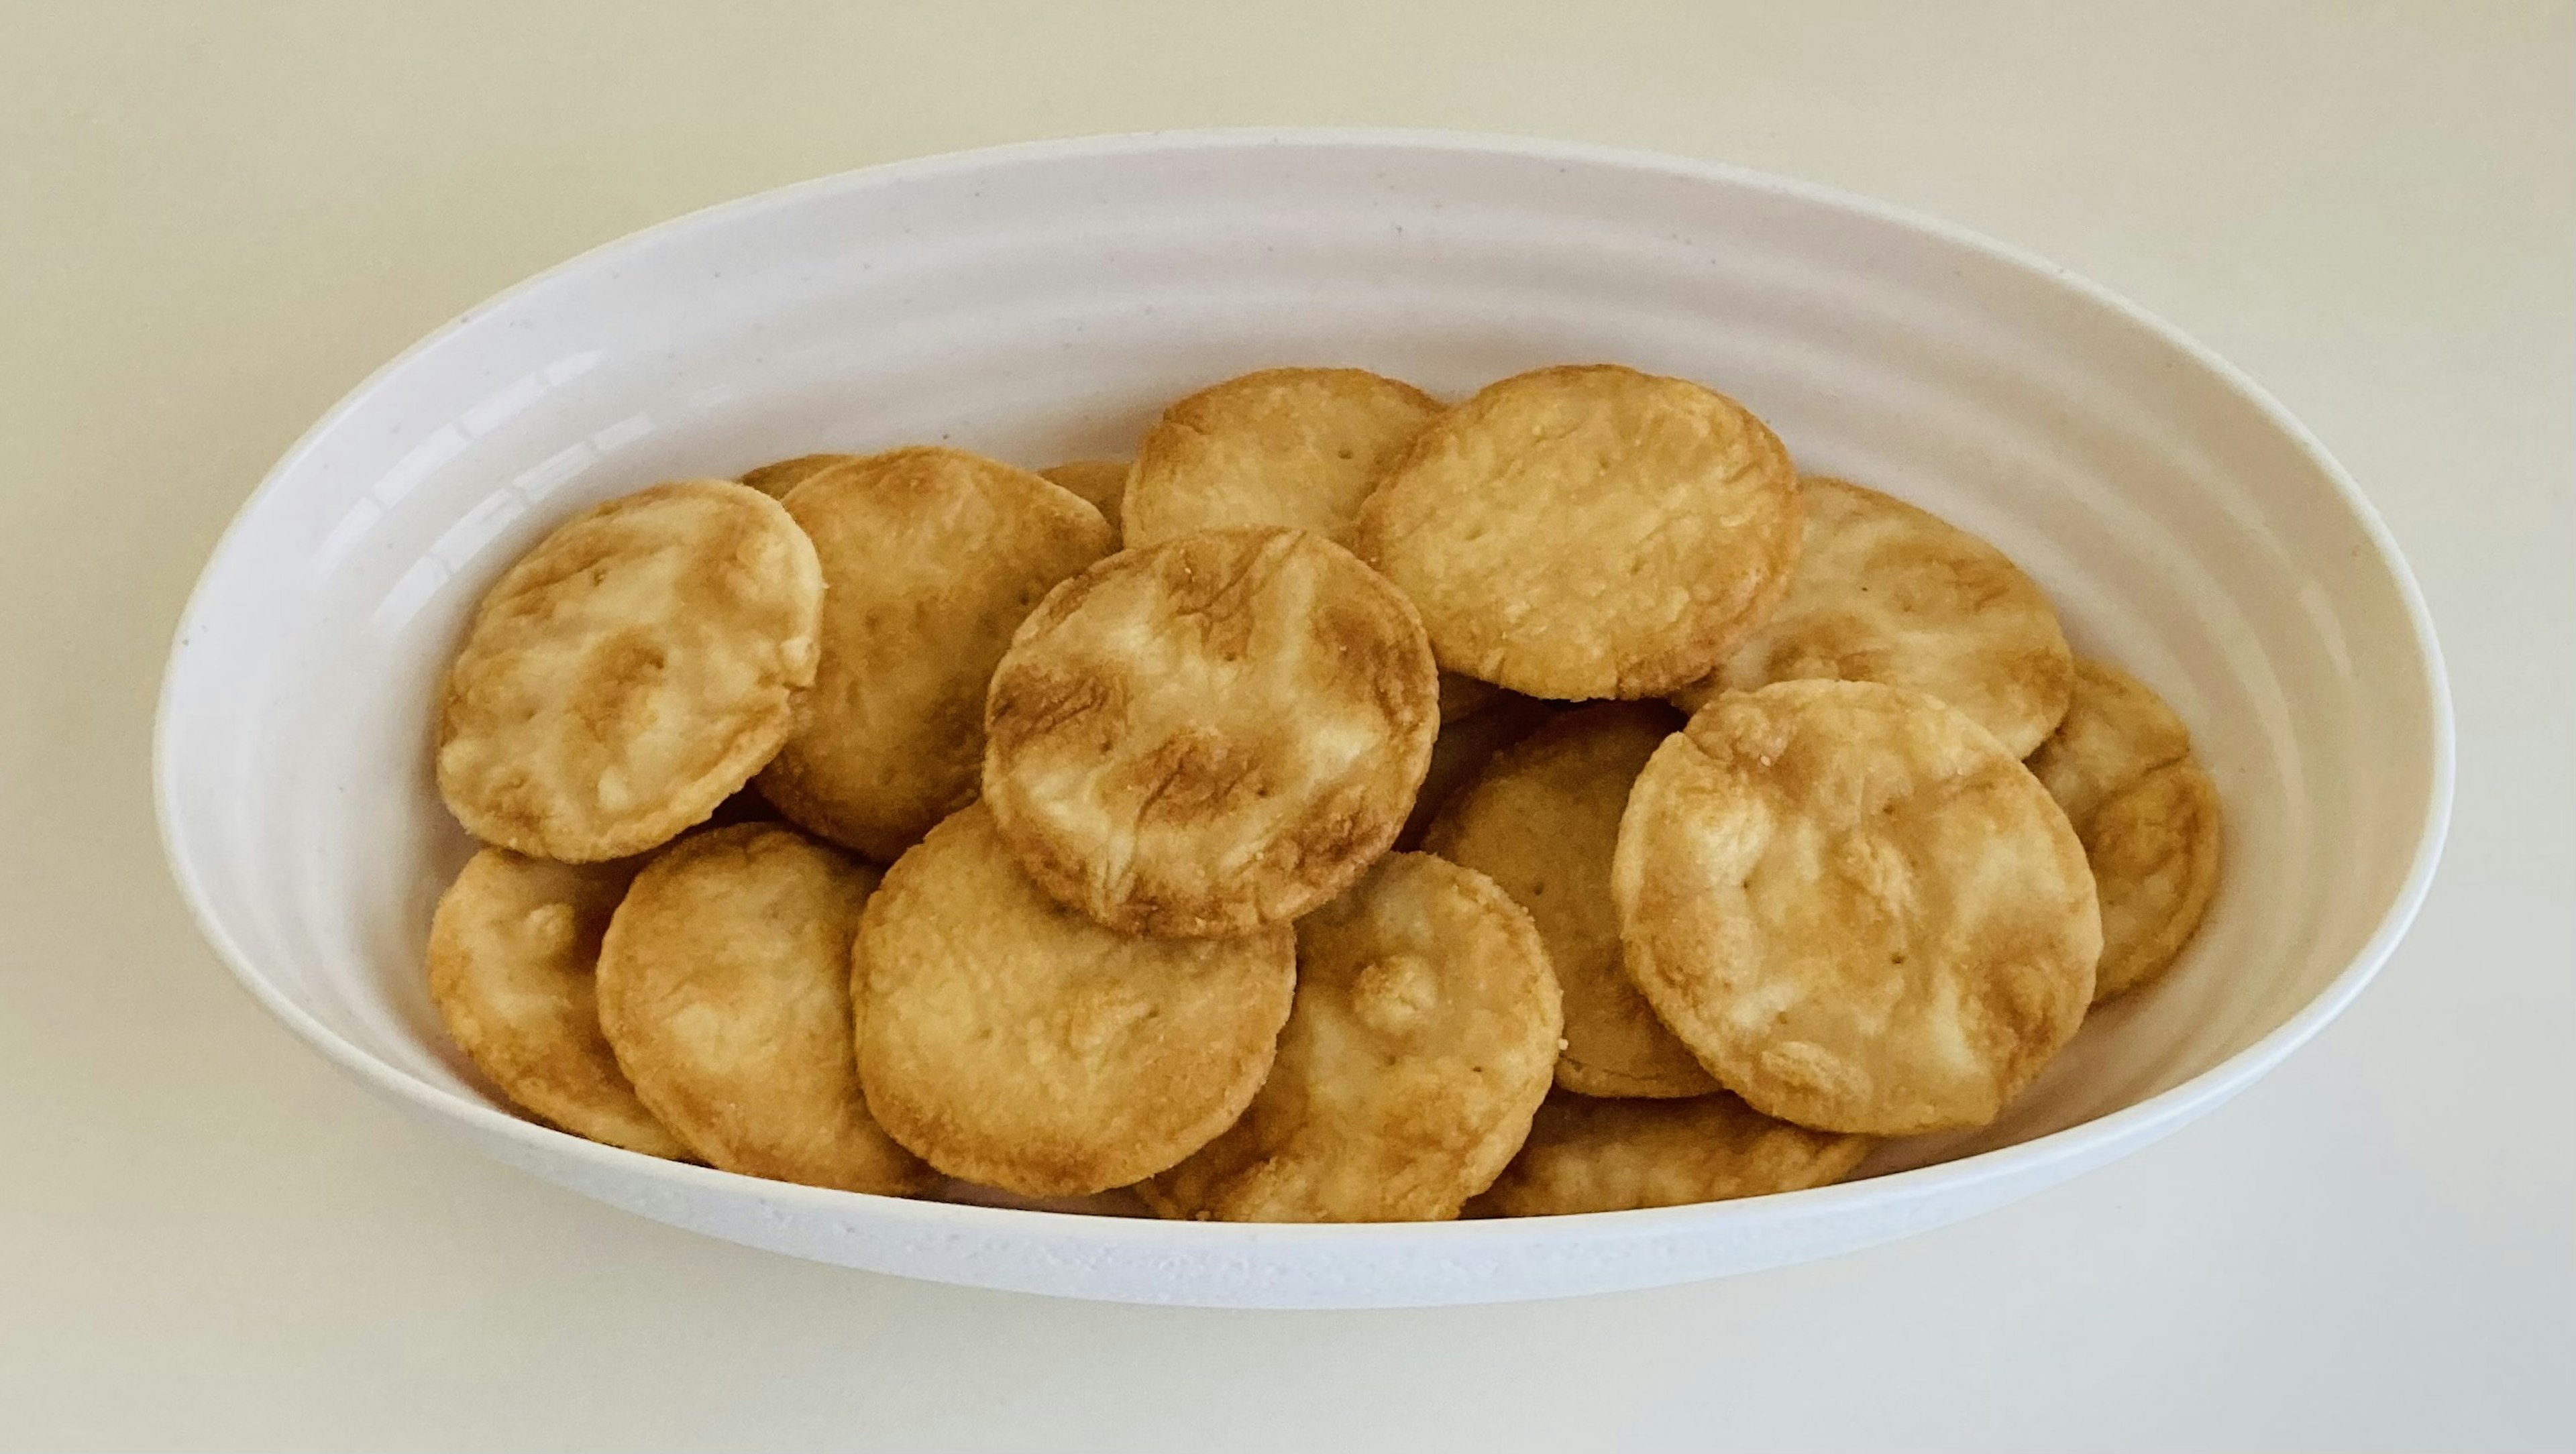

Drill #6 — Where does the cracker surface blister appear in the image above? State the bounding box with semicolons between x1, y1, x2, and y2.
1470;1090;1872;1217
982;525;1440;937
2027;659;2222;1000
595;824;932;1194
1673;476;2074;757
1121;368;1441;550
1353;364;1802;700
856;804;1296;1197
427;848;689;1158
1140;853;1561;1222
436;479;823;862
755;447;1114;862
1613;679;2100;1135
1425;702;1715;1097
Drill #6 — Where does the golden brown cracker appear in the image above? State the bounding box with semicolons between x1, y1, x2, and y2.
2029;660;2221;999
755;447;1114;862
1672;477;2073;757
1397;689;1558;849
426;848;688;1158
594;824;932;1194
982;526;1440;937
435;479;823;862
1469;1091;1872;1217
1140;853;1561;1222
1424;702;1715;1098
1613;680;2100;1135
1038;459;1132;533
740;452;863;500
1352;364;1802;700
1121;368;1441;549
2027;658;2198;823
855;804;1296;1197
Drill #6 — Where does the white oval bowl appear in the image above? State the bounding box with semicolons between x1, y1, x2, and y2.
156;130;2451;1308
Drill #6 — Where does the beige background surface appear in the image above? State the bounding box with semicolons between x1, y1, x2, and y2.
3;3;2569;1450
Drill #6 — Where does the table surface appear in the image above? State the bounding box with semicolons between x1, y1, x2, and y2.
3;3;2568;1450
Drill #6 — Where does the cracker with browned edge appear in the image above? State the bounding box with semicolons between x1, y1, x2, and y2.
1353;365;1801;700
596;824;932;1194
983;526;1439;937
1038;459;1132;533
857;804;1295;1196
436;480;822;862
1614;680;2100;1135
756;447;1113;862
1122;368;1440;549
1426;702;1715;1097
2028;659;2222;999
1673;476;2073;757
1141;854;1560;1222
427;848;688;1158
1470;1090;1871;1217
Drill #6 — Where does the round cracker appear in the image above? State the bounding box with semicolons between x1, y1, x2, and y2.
754;447;1114;862
426;848;689;1158
1672;477;2074;757
1424;703;1715;1098
739;452;863;499
2029;659;2222;999
1613;680;2100;1135
435;479;823;862
2027;657;2196;822
595;824;932;1194
1140;853;1561;1223
982;525;1440;938
1121;368;1441;550
1469;1091;1872;1217
1352;364;1802;700
855;803;1296;1197
1037;458;1132;533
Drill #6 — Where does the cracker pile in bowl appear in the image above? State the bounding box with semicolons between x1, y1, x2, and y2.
422;364;2222;1221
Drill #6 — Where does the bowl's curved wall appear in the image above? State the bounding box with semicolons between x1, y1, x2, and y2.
157;131;2447;1306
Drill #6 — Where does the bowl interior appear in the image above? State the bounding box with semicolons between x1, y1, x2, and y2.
159;134;2442;1202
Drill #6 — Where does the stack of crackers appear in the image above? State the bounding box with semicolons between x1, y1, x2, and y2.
423;364;2222;1221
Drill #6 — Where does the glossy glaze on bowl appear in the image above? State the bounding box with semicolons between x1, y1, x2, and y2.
156;131;2450;1307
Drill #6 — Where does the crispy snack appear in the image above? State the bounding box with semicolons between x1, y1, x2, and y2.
855;804;1296;1196
1469;1091;1872;1217
739;452;863;499
2026;657;2195;823
982;526;1440;937
1613;680;2100;1135
2028;659;2222;999
595;824;932;1194
1038;459;1132;533
1424;703;1715;1098
426;848;689;1158
1352;364;1801;700
1672;477;2074;757
1121;368;1441;549
1397;690;1557;848
1140;853;1561;1222
755;447;1114;862
435;480;823;862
